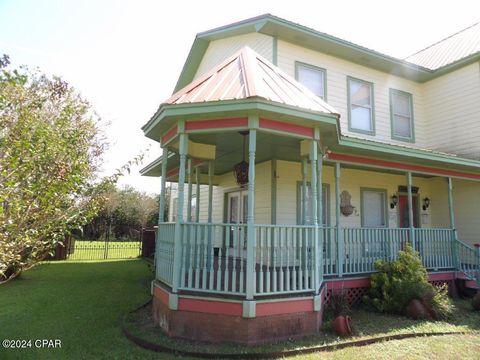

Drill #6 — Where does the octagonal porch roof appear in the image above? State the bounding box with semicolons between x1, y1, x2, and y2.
142;46;340;141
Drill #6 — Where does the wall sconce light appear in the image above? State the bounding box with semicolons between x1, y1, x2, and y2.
390;194;398;209
422;197;430;211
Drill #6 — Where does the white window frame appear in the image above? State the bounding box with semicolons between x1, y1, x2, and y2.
390;89;415;142
360;188;388;228
295;61;327;100
348;76;375;135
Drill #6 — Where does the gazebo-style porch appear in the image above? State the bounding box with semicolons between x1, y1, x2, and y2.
141;47;480;344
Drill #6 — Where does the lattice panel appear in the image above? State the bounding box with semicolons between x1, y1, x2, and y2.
324;280;453;307
429;280;452;290
324;286;368;306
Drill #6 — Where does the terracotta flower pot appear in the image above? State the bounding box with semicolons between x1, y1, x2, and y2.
406;299;431;320
332;315;352;336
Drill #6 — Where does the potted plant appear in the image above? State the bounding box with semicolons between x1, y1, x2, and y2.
329;289;353;336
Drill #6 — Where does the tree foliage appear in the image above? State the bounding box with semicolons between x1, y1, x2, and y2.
0;56;142;282
365;244;454;319
82;185;160;240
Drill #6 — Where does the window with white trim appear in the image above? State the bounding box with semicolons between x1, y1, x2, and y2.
348;77;374;134
361;189;387;227
296;62;326;99
390;89;414;141
297;183;329;225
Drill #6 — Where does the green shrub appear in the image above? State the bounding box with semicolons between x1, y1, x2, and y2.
365;243;454;318
431;284;454;320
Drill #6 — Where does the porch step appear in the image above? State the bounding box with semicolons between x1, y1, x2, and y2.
465;279;479;290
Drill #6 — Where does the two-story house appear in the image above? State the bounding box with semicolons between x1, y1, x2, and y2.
141;14;480;344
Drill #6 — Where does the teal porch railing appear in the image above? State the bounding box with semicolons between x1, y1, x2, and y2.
416;228;454;270
156;223;175;286
179;223;247;295
342;227;410;275
155;223;479;297
254;225;316;296
455;240;479;281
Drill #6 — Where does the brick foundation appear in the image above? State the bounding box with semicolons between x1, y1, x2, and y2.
152;285;323;345
152;271;459;344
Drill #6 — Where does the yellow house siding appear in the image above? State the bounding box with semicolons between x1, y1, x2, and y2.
194;33;274;79
428;177;450;229
422;62;480;160
451;179;480;246
276;40;427;148
275;160;442;229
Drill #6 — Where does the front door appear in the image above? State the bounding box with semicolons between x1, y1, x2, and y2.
227;191;248;225
226;191;248;257
398;195;419;228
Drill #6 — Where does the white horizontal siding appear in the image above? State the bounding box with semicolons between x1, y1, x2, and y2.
194;33;273;79
276;40;427;148
423;62;480;159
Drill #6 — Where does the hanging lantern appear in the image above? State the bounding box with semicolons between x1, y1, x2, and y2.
233;131;249;186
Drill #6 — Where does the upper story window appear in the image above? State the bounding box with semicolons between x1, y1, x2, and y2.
348;77;375;135
295;62;326;100
390;89;414;142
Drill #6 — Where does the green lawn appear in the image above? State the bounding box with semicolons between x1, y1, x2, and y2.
0;259;166;360
68;240;141;260
1;260;479;359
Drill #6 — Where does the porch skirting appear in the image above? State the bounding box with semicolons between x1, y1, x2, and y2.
151;271;461;345
152;282;324;345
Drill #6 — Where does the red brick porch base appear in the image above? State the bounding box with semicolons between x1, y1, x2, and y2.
152;284;324;345
151;272;458;344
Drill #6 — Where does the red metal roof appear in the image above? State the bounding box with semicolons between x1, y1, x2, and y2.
164;46;339;115
405;22;480;70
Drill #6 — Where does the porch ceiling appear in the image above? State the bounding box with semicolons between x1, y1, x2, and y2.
141;130;307;179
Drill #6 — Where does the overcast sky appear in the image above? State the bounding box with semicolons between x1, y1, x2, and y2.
1;0;479;194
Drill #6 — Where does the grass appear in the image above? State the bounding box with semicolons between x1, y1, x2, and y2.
124;299;480;357
289;334;480;359
1;260;479;359
67;240;141;260
0;259;165;360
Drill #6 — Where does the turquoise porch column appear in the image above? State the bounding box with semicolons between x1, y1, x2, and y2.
309;135;319;290
158;149;168;223
335;163;343;277
447;177;459;268
316;135;323;283
301;157;308;224
187;159;193;222
208;161;214;223
407;172;415;250
155;148;168;280
172;130;188;296
195;166;200;222
245;128;257;301
206;161;214;269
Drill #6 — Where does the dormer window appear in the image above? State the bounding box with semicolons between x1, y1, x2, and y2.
348;77;375;135
390;89;414;142
295;62;326;100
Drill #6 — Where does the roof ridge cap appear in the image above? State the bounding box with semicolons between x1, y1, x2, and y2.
164;47;246;105
405;21;480;60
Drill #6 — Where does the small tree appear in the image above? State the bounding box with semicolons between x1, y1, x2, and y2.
365;244;454;319
0;56;141;282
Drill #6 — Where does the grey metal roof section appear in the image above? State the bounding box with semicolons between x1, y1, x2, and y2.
405;22;480;70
